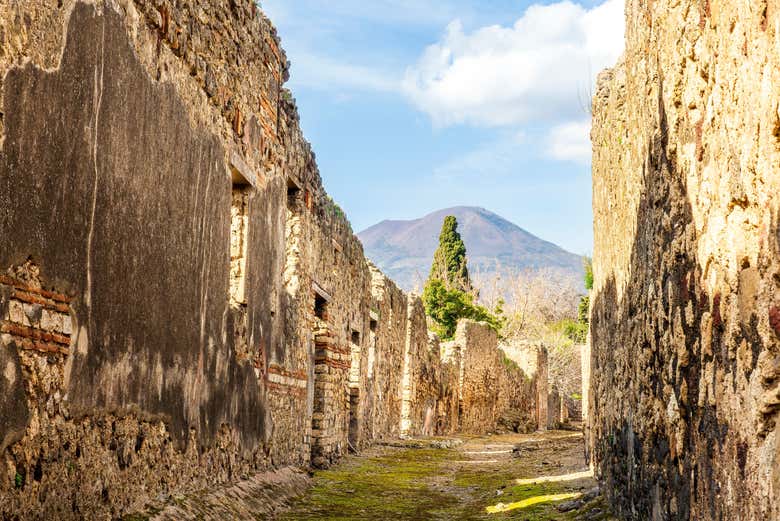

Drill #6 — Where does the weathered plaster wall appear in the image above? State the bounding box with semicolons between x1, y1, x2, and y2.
0;2;277;516
590;1;780;519
0;0;390;515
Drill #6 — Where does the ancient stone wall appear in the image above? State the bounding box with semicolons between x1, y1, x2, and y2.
0;2;285;516
400;297;442;437
304;219;373;467
0;0;391;515
438;340;461;435
0;1;540;517
590;1;780;519
455;321;537;434
362;265;408;442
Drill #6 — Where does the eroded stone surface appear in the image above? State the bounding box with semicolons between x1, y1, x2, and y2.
589;1;780;519
454;321;538;435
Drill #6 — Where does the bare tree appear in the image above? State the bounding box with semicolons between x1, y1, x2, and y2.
490;267;580;343
476;267;584;403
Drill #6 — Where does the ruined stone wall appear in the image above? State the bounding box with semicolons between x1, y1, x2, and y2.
363;265;407;442
400;297;442;437
590;1;780;519
456;321;537;434
0;2;285;516
504;340;579;428
438;340;461;435
0;0;402;516
0;0;543;517
304;213;373;467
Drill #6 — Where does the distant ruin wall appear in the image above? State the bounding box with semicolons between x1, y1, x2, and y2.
456;321;537;434
590;1;780;519
438;340;461;435
400;297;441;437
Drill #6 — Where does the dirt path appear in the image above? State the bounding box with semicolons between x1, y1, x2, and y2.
279;431;614;520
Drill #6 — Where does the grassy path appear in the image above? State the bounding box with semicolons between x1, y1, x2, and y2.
280;431;614;520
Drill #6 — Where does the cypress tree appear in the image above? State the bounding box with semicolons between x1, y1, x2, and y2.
423;216;500;339
428;216;471;293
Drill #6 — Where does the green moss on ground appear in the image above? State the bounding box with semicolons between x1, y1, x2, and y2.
282;433;613;520
279;448;460;520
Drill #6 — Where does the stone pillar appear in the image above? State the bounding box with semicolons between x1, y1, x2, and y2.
536;347;549;431
582;330;592;468
547;385;561;430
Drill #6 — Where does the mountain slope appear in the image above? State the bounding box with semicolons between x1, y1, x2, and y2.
358;206;584;292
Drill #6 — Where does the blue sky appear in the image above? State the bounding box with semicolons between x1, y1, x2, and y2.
260;0;624;255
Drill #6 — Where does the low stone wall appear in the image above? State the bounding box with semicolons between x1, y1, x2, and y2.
455;321;537;434
502;341;555;431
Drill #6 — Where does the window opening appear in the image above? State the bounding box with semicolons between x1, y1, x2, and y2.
287;178;301;211
314;293;328;320
230;172;251;307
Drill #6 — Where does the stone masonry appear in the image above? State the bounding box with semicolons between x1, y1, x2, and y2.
589;0;780;519
400;296;447;438
454;321;538;434
0;2;541;517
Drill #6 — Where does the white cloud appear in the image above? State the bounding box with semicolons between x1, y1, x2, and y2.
402;0;625;127
547;120;592;164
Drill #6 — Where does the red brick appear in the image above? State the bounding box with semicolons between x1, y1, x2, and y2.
769;306;780;338
1;321;70;346
0;275;72;303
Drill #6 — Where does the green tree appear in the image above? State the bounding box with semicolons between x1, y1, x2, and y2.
429;216;471;293
423;279;467;339
577;295;590;324
555;317;588;344
583;257;593;291
423;217;501;339
578;256;593;326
